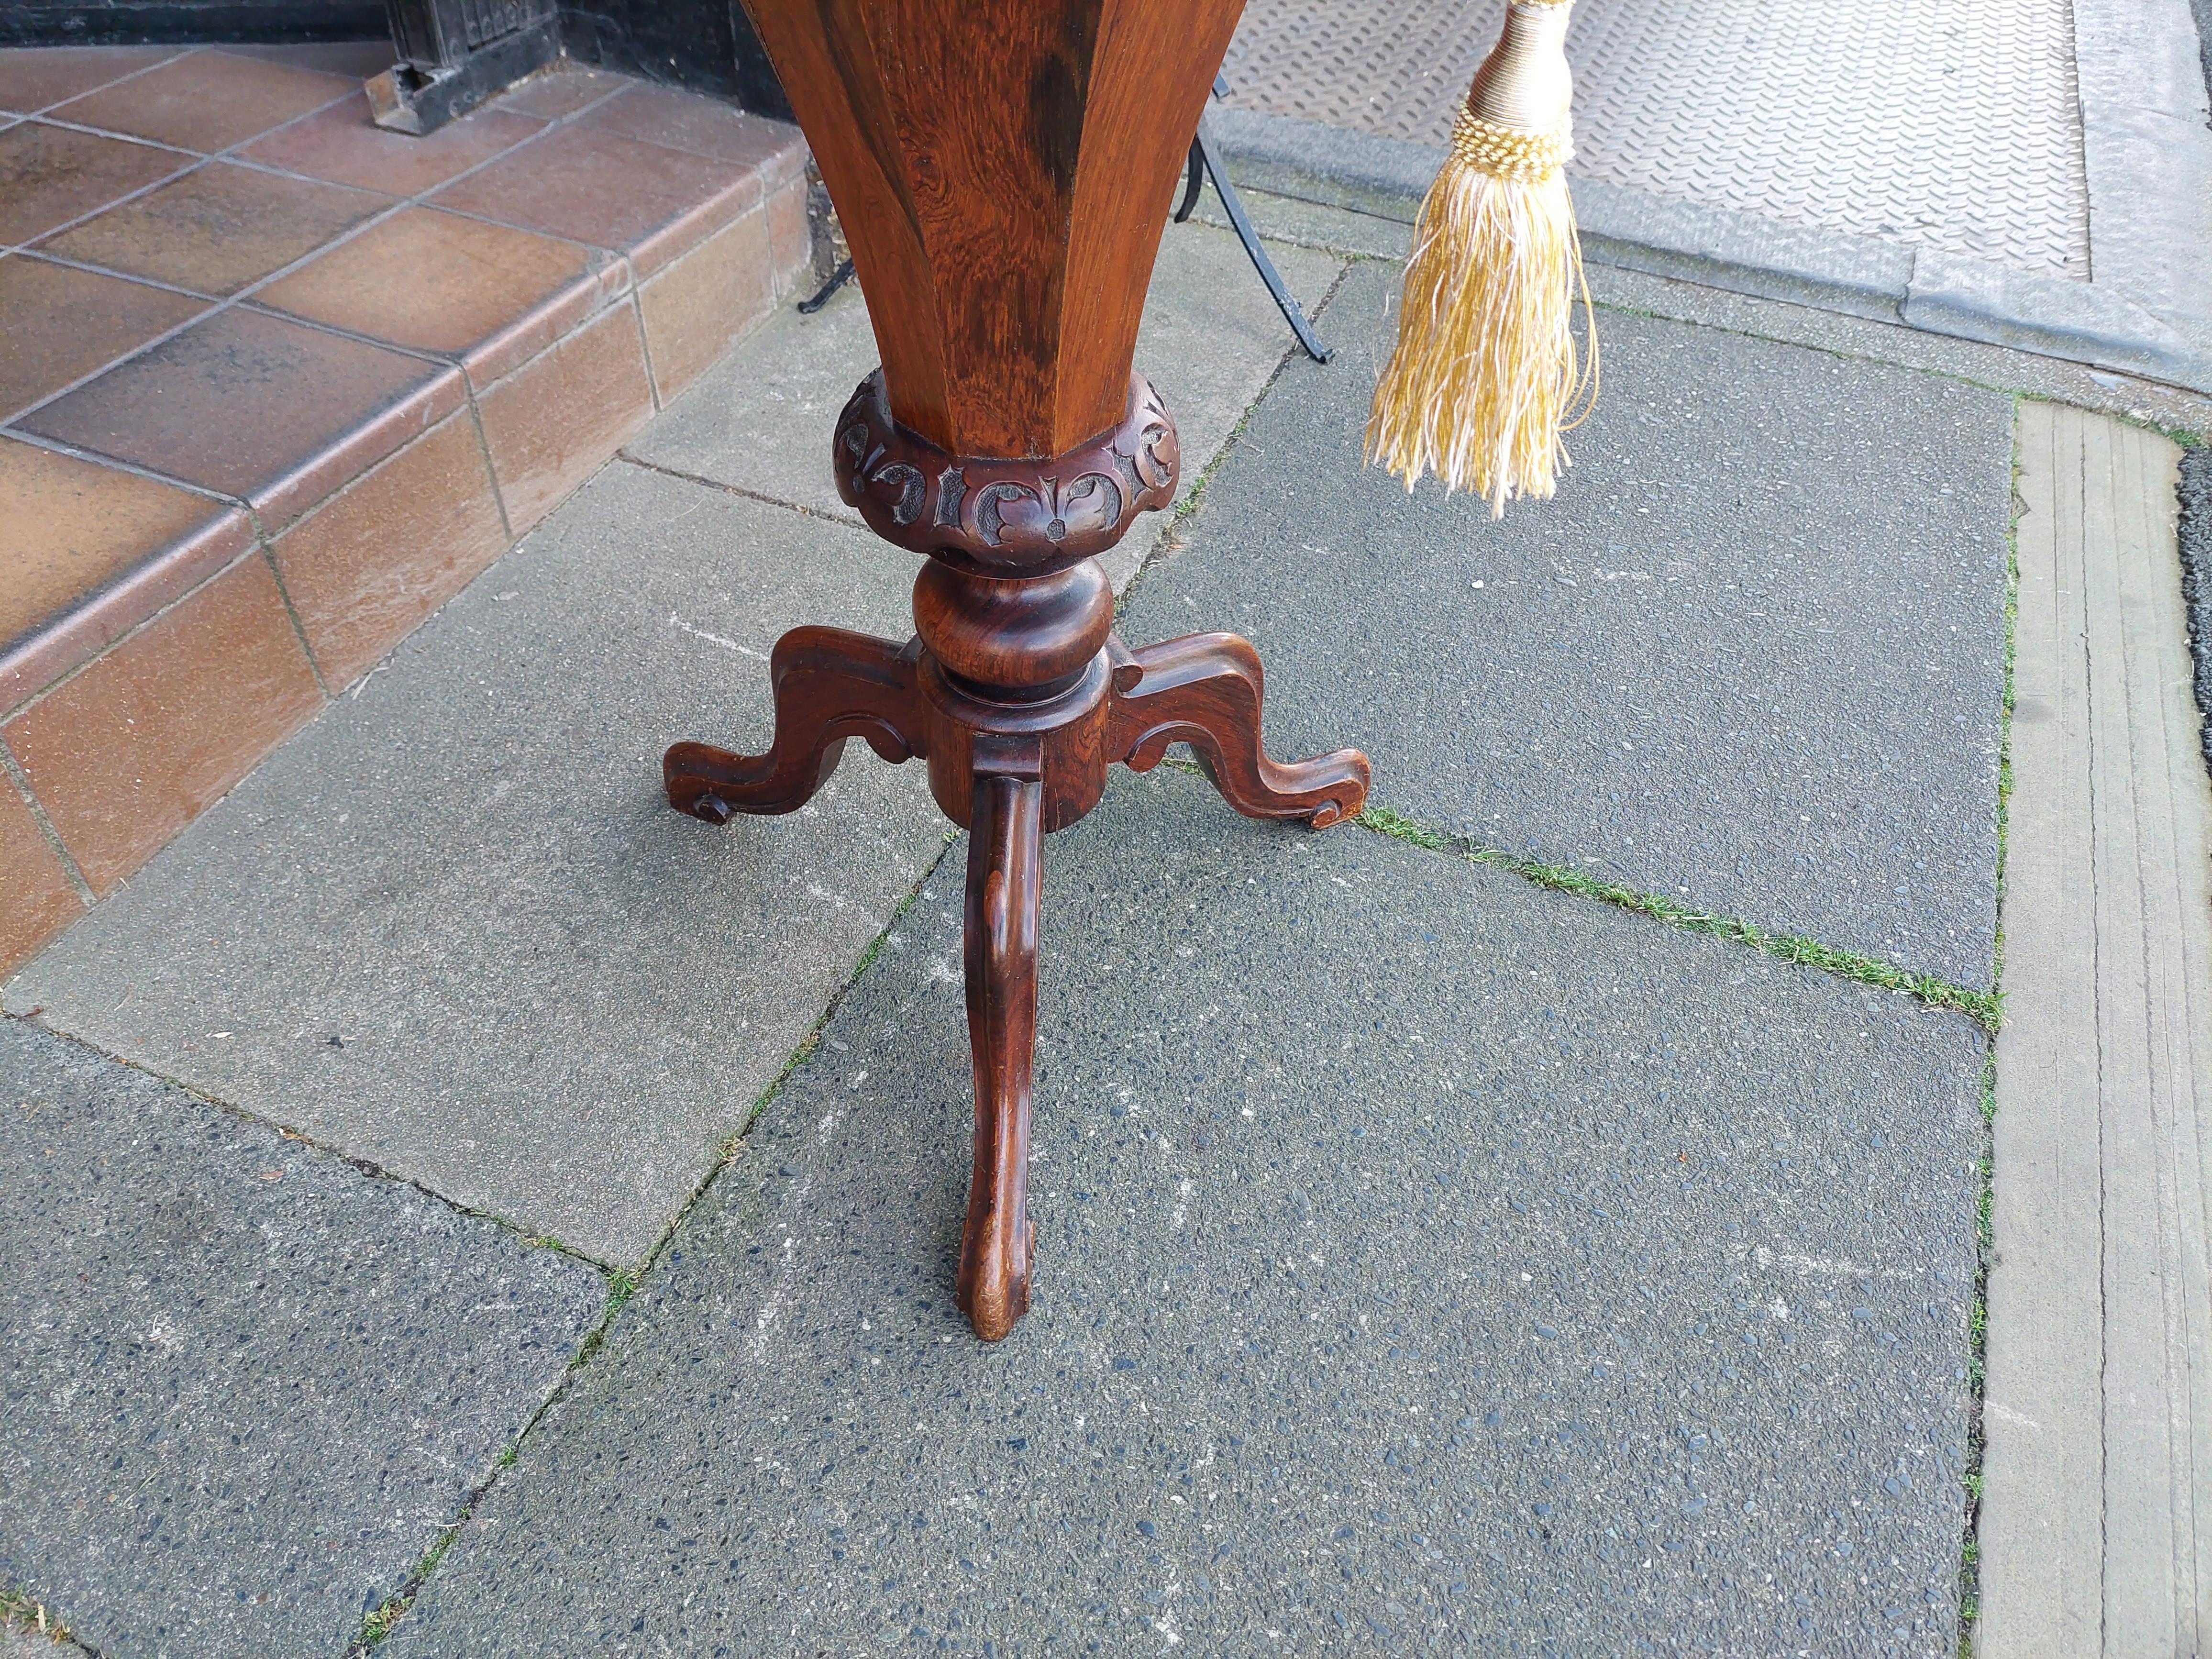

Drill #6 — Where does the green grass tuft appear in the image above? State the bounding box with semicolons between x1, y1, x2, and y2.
353;1528;458;1652
0;1586;77;1648
1352;804;2004;1032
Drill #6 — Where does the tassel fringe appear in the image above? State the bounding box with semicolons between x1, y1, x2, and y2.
1366;109;1596;517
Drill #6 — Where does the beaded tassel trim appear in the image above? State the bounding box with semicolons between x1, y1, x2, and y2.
1450;106;1572;185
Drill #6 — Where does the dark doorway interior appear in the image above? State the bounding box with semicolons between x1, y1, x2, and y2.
0;0;791;119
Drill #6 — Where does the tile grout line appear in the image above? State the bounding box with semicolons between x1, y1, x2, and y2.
2;68;750;434
0;532;264;721
248;506;336;702
3;164;809;950
0;41;200;119
0;737;94;907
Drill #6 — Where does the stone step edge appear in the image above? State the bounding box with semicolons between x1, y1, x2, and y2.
1206;103;2212;398
0;153;815;978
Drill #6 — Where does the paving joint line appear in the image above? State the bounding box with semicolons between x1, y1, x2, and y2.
1343;796;2005;1032
0;1008;625;1279
614;451;865;530
1955;417;2024;1648
1114;254;1361;629
343;827;961;1653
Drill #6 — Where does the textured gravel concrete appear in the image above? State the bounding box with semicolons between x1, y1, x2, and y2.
5;462;946;1264
0;1018;604;1659
1118;259;2013;986
628;221;1346;591
384;768;1984;1657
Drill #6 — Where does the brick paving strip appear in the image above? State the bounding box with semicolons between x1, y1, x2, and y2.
3;122;2211;1659
1977;409;2212;1651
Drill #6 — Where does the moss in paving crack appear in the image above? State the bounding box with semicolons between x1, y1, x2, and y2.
1353;803;2003;1032
605;1268;637;1316
353;1528;459;1653
1955;409;2026;1656
0;1586;78;1649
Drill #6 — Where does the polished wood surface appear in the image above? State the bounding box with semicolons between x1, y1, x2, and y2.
836;370;1177;571
957;758;1044;1339
664;608;1369;1343
735;0;1245;457
672;0;1368;1340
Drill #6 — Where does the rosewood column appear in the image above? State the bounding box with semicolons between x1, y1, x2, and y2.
663;0;1370;1340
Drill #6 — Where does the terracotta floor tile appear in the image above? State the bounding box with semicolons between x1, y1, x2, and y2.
50;49;356;154
767;172;808;284
254;205;601;379
476;300;654;534
20;308;460;530
576;84;801;175
430;121;752;267
0;438;256;714
238;90;545;197
637;203;774;402
272;408;509;687
490;65;630;120
0;122;190;244
5;553;324;894
0;255;208;417
0;777;83;977
220;41;397;80
39;162;387;297
0;435;248;657
0;45;184;114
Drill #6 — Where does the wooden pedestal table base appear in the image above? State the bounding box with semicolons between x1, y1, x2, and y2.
663;373;1368;1340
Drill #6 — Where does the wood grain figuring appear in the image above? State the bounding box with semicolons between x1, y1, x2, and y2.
735;0;1245;455
957;757;1044;1339
1055;0;1247;443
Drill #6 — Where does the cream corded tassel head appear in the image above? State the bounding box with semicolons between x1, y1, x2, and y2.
1367;0;1597;516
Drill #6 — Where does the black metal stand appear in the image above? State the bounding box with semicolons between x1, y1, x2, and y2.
1176;76;1333;364
797;259;857;315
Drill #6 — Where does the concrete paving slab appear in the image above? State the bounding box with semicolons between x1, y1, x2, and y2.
1119;259;2013;986
0;1018;604;1659
382;768;1985;1655
5;461;948;1265
627;220;1347;590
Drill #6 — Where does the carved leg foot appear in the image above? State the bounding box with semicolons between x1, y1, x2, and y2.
955;742;1043;1341
1107;632;1370;827
664;627;924;820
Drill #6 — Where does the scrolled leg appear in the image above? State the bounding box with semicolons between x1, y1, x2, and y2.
955;744;1044;1341
664;627;924;820
1106;632;1370;827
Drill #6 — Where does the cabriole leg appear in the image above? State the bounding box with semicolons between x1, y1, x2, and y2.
664;627;923;821
1108;632;1371;827
955;750;1044;1341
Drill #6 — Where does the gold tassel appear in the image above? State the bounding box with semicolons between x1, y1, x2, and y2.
1367;0;1596;516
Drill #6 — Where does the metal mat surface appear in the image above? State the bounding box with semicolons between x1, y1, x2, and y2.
1221;0;2090;276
